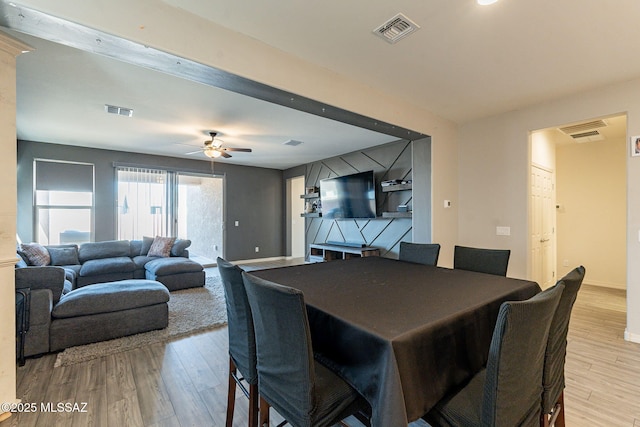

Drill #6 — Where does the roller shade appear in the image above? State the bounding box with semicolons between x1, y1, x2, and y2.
35;160;94;192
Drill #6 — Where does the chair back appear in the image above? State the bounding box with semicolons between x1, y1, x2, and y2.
482;283;564;426
242;272;315;427
217;257;257;385
453;245;511;276
542;265;586;413
399;242;441;266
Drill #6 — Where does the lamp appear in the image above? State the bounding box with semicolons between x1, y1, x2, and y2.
477;0;498;4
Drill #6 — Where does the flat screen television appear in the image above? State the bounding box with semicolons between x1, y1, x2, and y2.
320;171;376;219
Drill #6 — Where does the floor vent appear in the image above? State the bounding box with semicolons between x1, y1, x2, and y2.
105;104;133;117
373;13;420;44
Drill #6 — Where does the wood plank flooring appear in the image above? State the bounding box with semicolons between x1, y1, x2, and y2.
2;259;639;426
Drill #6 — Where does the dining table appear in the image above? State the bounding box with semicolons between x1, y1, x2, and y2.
251;256;540;427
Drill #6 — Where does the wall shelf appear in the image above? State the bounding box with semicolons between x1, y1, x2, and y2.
300;192;319;199
301;212;322;218
382;183;412;192
382;211;412;218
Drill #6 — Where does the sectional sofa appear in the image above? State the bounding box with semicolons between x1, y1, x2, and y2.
15;238;205;357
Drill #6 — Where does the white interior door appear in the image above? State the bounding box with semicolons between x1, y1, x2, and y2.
289;176;305;258
531;165;555;288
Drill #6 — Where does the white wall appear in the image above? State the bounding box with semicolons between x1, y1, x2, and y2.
0;31;32;420
459;79;640;342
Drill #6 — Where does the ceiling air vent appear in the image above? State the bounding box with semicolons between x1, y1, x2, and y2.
570;130;604;143
559;119;607;135
373;13;420;44
283;139;304;147
105;104;133;117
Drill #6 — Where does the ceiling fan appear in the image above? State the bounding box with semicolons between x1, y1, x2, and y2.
187;132;252;159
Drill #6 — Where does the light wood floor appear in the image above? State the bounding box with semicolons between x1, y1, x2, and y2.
2;260;639;426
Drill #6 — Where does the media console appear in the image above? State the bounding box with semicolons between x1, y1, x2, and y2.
308;243;380;263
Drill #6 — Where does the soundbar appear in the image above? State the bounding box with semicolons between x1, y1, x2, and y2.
326;240;366;248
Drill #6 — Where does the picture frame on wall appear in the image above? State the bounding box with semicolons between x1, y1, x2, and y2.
632;135;640;157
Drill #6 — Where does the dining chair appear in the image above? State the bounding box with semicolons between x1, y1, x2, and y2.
453;245;511;276
422;282;564;427
541;265;586;427
217;257;259;427
241;271;370;427
399;242;441;266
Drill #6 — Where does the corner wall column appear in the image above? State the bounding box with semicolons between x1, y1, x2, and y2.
0;30;33;422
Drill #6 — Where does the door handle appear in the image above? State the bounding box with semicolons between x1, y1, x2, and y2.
540;239;550;243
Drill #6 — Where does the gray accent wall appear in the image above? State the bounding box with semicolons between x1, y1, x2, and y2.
17;140;283;261
285;139;432;259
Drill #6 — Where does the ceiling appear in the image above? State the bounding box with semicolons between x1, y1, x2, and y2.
4;0;638;169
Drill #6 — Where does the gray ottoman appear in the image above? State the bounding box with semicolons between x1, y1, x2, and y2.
49;279;169;351
145;257;205;291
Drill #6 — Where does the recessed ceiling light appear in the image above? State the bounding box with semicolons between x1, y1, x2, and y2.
477;0;498;5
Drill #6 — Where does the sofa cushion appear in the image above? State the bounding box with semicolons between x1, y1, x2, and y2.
19;243;50;266
79;257;135;277
132;255;155;270
148;236;176;257
48;246;80;266
52;279;170;318
170;239;191;257
129;240;143;257
78;240;131;263
145;257;203;276
140;236;154;255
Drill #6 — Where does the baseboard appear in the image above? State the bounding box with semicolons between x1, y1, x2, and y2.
231;256;286;265
624;329;640;344
582;280;626;290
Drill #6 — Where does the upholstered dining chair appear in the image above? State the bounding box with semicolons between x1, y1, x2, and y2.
541;265;586;427
241;272;370;427
422;282;564;427
453;245;511;276
217;257;258;427
399;242;441;266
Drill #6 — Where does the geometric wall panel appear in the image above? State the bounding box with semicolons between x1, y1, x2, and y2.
303;139;414;259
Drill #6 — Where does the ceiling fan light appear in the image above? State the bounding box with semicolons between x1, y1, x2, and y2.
204;148;222;158
477;0;498;4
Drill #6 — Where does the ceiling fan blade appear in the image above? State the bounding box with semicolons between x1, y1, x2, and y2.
223;147;252;152
220;151;232;158
185;150;203;155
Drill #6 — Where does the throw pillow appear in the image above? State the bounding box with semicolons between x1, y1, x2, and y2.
48;246;80;266
148;236;176;257
140;236;154;256
20;242;51;266
170;239;192;257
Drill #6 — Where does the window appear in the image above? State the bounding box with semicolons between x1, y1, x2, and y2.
34;160;94;245
116;167;169;240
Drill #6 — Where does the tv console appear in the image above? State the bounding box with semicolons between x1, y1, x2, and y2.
308;243;380;263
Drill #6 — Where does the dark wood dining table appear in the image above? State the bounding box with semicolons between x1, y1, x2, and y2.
251;256;540;427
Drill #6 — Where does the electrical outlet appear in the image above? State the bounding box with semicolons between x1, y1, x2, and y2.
234;221;239;227
563;259;569;267
255;246;259;252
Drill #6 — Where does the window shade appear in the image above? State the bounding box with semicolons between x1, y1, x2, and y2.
35;160;94;192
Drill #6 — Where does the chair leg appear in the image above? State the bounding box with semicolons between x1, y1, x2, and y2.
259;396;270;427
554;392;566;427
541;391;565;427
226;358;237;427
248;383;259;427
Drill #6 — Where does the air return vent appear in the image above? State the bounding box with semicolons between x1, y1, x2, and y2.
559;119;607;135
283;139;304;146
373;13;420;44
105;104;133;117
570;130;604;143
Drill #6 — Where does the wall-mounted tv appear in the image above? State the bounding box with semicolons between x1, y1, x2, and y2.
320;171;376;219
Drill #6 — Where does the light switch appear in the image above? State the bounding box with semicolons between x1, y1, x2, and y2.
444;200;451;208
235;221;239;227
496;226;511;236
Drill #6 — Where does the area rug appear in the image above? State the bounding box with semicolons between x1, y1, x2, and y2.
54;275;227;367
